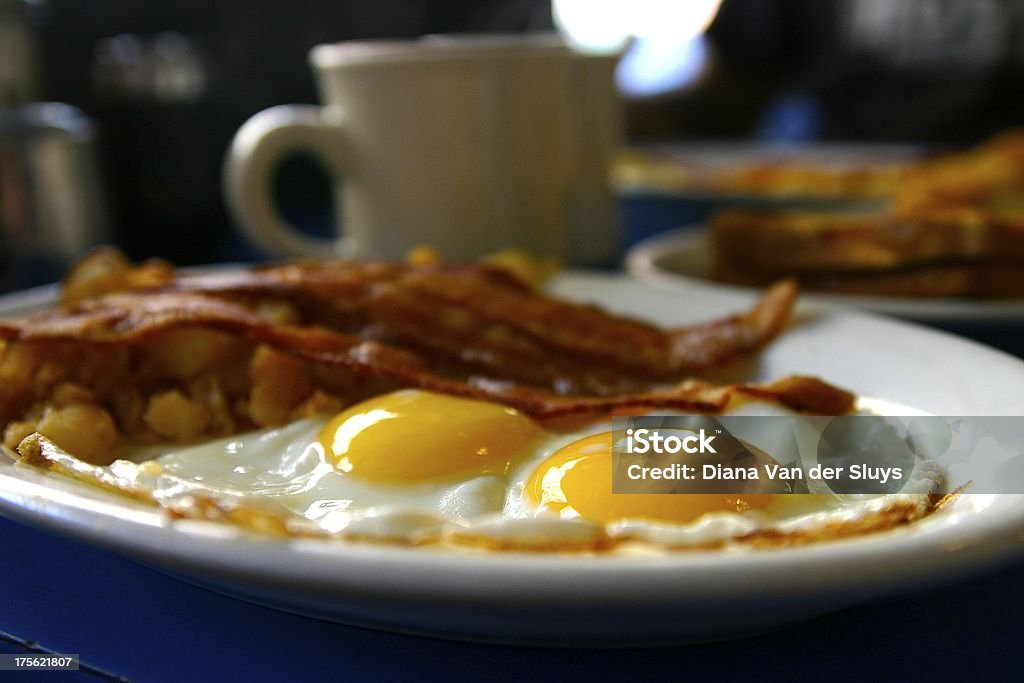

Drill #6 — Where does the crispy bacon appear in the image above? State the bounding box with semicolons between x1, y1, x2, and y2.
7;261;797;389
0;256;852;421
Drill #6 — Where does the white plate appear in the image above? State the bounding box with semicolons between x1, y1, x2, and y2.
2;272;1024;645
626;226;1024;323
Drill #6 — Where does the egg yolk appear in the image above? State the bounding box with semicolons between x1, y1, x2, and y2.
526;432;775;525
319;390;547;483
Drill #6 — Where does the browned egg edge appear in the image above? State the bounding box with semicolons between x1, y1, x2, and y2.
7;433;950;556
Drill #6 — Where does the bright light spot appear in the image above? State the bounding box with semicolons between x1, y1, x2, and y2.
553;0;632;52
554;0;723;96
617;35;709;97
554;0;723;50
629;0;723;43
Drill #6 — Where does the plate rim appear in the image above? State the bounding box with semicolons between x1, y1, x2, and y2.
625;225;1024;322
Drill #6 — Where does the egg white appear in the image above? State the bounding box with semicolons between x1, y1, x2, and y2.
482;399;943;549
118;418;513;539
20;397;945;551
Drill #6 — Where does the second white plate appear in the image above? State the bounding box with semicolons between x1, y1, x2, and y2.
626;226;1024;323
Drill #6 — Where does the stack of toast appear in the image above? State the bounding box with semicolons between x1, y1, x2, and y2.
710;131;1024;297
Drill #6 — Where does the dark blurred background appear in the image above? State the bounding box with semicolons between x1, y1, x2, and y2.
2;0;1024;289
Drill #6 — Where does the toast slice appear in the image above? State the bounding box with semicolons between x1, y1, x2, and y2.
895;130;1024;212
710;208;1024;297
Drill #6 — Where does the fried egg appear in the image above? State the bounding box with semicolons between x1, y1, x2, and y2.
18;389;944;552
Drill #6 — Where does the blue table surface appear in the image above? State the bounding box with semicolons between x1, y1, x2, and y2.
2;513;1023;682
4;247;1024;680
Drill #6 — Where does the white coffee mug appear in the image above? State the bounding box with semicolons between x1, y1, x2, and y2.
224;35;621;265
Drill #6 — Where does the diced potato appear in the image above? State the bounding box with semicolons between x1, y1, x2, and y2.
32;361;69;397
3;420;37;451
406;245;441;266
0;343;38;393
249;346;311;426
480;248;561;288
60;247;173;305
111;387;146;436
0;344;39;426
143;328;233;380
36;404;118;465
143;390;212;442
59;247;132;305
51;382;96;406
292;390;344;419
187;375;236;435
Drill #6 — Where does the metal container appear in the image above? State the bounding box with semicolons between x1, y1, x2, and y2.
0;102;113;291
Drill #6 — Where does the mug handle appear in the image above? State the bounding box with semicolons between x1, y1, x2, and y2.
224;104;351;258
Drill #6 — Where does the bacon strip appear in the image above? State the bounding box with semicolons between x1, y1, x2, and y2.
0;260;851;418
229;263;797;377
25;261;797;391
